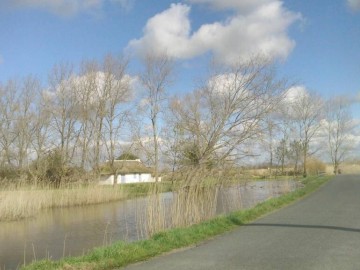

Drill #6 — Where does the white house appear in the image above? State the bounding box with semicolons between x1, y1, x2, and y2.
99;159;160;185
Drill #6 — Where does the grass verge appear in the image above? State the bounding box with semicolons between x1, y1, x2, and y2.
21;175;332;270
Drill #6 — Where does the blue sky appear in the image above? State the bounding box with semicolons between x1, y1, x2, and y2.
0;0;359;116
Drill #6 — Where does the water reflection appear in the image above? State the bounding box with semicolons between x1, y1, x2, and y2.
0;180;298;269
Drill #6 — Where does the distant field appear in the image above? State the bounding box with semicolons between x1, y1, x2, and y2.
325;163;360;175
243;163;360;178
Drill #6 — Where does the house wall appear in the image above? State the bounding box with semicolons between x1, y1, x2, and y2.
119;173;152;184
99;173;161;185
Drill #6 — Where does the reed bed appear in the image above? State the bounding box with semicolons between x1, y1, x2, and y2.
0;184;125;221
141;168;226;238
139;168;299;239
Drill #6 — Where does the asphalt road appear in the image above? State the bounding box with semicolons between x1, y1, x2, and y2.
122;175;360;270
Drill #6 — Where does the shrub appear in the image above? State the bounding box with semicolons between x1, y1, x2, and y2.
30;150;88;187
306;157;326;175
0;165;21;180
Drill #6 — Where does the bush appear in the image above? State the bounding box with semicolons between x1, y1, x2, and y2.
306;157;326;175
0;165;21;180
30;150;88;187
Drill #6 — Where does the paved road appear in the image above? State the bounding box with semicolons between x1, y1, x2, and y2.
122;175;360;270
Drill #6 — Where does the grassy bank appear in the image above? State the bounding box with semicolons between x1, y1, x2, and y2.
0;182;174;221
121;181;174;197
22;175;332;270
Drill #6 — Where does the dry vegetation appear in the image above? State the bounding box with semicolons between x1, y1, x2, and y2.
0;158;329;223
138;158;331;238
138;167;296;239
305;158;327;175
325;162;360;175
0;183;126;221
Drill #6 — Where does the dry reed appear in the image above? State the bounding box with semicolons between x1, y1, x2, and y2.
0;183;126;221
139;167;297;238
140;167;226;238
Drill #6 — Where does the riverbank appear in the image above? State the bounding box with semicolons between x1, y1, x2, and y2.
0;182;174;221
21;175;332;270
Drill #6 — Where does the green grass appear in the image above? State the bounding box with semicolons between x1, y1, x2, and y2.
120;181;175;197
21;175;332;270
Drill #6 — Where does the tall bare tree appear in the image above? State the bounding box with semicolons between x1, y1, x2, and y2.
139;53;174;182
161;116;185;180
101;55;132;185
13;76;40;168
275;138;287;174
48;63;78;170
0;80;19;167
324;96;354;174
32;90;51;161
260;116;278;175
170;57;287;178
76;60;99;169
287;89;323;176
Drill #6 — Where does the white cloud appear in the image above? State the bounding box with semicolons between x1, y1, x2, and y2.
347;0;360;11
1;0;130;16
127;1;301;64
128;4;194;58
207;73;251;99
284;85;308;103
45;71;136;107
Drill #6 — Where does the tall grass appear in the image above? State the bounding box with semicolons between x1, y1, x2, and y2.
0;184;126;221
139;167;293;239
138;168;220;238
0;180;175;222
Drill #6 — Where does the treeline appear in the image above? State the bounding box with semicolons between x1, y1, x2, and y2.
0;54;355;185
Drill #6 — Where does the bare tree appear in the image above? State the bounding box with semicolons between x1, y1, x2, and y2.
32;91;51;161
170;57;287;180
260;116;278;176
13;76;40;168
275;138;288;175
92;87;106;174
29;88;52;184
75;60;99;170
161;118;185;181
286;89;323;176
0;80;19;167
80;60;107;173
138;53;174;182
101;55;132;185
288;139;302;175
0;77;43;177
324;96;354;174
47;63;78;175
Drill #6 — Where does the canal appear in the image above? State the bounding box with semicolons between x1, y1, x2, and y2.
0;180;298;269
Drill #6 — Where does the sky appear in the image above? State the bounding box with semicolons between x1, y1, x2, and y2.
0;0;360;116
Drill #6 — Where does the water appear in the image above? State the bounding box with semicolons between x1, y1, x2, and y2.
0;180;298;269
